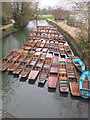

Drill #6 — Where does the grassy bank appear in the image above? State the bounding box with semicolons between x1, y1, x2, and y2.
1;22;29;39
47;19;89;70
38;15;55;20
2;25;18;39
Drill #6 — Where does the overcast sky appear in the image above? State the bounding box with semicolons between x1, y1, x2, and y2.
38;0;89;9
2;0;90;10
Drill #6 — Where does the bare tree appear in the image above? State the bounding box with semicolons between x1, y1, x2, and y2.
50;7;70;21
68;2;88;44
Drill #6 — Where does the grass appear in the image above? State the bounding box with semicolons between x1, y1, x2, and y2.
38;14;55;20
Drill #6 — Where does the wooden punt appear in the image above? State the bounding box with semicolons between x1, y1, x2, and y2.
64;42;74;57
48;74;58;88
36;48;42;52
59;38;66;43
28;55;45;80
28;70;39;80
69;82;80;96
43;57;52;70
48;47;54;55
37;30;59;35
40;53;46;60
0;49;23;71
44;43;49;48
23;46;31;51
34;57;45;70
54;45;59;57
67;66;77;82
42;48;48;53
79;70;90;99
66;57;80;96
34;41;41;48
46;53;53;59
19;52;40;78
73;56;85;73
29;41;37;49
59;58;69;92
13;51;34;75
0;49;18;70
39;43;45;48
8;50;34;72
67;57;77;82
34;52;41;57
37;26;57;31
59;48;66;58
48;56;58;88
38;60;49;84
59;43;66;58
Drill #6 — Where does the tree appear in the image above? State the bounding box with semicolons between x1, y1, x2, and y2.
71;2;88;44
2;2;13;25
50;7;70;20
12;2;34;29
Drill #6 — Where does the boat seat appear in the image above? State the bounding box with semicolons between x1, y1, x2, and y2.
82;93;90;97
60;84;68;87
21;72;27;74
40;78;45;80
23;69;30;72
40;76;47;78
60;81;67;84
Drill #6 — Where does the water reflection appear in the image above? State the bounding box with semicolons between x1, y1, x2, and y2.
19;77;27;82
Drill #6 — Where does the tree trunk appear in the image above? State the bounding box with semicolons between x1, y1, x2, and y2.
21;2;23;28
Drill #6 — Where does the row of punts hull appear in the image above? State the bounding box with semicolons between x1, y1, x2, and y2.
1;25;89;99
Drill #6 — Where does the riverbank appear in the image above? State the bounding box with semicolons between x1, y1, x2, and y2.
1;23;29;40
47;19;89;70
0;19;15;30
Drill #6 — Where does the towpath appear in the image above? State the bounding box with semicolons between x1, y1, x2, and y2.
0;19;15;30
47;19;80;39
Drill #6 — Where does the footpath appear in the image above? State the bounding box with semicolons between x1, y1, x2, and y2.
0;19;15;30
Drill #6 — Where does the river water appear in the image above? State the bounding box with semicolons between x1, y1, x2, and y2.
0;20;89;118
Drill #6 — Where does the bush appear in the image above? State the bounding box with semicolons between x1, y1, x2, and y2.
2;15;7;25
2;15;11;25
13;22;19;28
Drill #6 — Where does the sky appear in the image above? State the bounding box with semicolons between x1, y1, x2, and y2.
38;0;90;9
39;0;59;8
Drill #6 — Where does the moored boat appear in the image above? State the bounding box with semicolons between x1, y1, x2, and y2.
8;50;34;72
46;53;53;59
13;51;34;75
59;58;69;93
19;52;40;78
0;49;23;71
0;49;18;70
42;48;48;53
38;54;51;84
73;56;85;72
28;55;45;80
48;56;58;88
38;67;49;84
64;42;74;57
28;70;39;80
66;57;80;96
59;43;66;58
79;70;90;99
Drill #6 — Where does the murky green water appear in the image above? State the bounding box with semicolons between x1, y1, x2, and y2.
1;20;89;118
